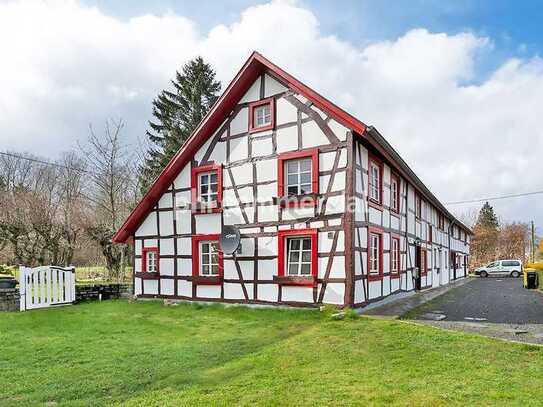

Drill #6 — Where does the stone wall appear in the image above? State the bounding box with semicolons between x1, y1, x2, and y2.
0;288;20;312
75;284;133;302
0;284;133;311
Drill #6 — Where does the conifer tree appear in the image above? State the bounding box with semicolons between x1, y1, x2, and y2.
475;201;499;230
140;57;221;192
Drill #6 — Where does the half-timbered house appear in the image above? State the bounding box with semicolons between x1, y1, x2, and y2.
113;51;472;308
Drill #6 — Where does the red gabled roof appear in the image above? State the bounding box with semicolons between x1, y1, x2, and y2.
113;51;366;243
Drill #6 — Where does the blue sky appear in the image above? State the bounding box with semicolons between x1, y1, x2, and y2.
84;0;543;79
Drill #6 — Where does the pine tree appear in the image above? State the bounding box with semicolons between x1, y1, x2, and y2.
476;201;499;230
140;57;221;192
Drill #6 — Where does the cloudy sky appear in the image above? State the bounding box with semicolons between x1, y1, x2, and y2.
1;0;542;228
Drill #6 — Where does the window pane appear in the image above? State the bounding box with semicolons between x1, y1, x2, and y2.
210;173;217;183
302;238;311;250
300;264;311;275
200;184;208;194
300;172;311;184
300;184;311;194
287;174;298;185
290;239;300;250
210;183;218;193
287;161;297;173
302;251;311;262
300;159;311;172
211;265;219;275
202;265;209;275
200;174;208;184
287;186;298;195
289;251;299;263
288;263;298;275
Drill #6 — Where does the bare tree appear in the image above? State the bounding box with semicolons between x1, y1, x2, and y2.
80;119;139;279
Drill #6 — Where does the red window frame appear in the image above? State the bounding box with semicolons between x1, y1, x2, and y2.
390;172;400;214
277;148;319;208
191;163;223;214
438;213;444;230
277;228;318;286
368;153;383;209
415;193;422;219
367;226;383;281
249;97;275;133
420;248;428;276
191;234;224;284
390;234;401;278
142;247;160;274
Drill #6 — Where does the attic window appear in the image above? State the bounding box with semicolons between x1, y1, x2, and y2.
249;98;274;133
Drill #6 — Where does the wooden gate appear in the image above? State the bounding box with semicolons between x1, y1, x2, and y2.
19;266;76;311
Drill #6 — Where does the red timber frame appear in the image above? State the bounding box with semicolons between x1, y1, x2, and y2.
390;234;401;279
248;97;275;133
367;226;384;282
191;163;223;214
367;153;384;210
141;247;160;277
276;228;318;287
390;172;400;215
277;148;319;207
192;234;224;285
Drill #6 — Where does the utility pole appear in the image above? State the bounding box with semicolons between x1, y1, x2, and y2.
531;221;535;263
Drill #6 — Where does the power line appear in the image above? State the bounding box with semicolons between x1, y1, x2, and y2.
445;190;543;205
0;151;89;174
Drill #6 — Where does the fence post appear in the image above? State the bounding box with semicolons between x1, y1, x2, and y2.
19;266;26;312
70;266;76;303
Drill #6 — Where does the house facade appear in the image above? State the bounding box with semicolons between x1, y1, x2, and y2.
113;52;471;308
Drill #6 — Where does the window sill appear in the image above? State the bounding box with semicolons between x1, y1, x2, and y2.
390;209;400;218
135;272;160;280
191;205;222;214
276;194;318;208
368;199;383;211
249;123;274;134
273;275;316;287
193;276;223;285
367;274;383;282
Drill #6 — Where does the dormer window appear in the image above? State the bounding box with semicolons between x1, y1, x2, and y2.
191;164;223;213
249;98;275;133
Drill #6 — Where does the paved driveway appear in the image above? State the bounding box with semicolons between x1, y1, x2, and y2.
414;277;543;324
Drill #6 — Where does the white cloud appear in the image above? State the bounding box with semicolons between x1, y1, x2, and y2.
1;0;542;226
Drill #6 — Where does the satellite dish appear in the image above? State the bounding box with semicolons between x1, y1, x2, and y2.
220;225;241;255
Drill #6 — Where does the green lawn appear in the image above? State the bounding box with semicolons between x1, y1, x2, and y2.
1;301;542;406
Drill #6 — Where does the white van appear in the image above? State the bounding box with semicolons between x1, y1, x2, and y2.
474;260;522;278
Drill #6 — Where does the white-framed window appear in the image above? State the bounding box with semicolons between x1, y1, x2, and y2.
199;241;220;276
369;232;381;275
254;104;272;128
369;161;380;202
146;251;157;273
285;158;312;196
286;237;312;276
198;171;218;204
391;237;400;273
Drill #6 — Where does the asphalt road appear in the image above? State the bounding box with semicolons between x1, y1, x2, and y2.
415;277;543;324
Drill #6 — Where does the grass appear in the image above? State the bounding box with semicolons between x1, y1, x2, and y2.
1;301;543;406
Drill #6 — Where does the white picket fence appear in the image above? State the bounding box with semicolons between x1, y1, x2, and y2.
19;265;76;311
